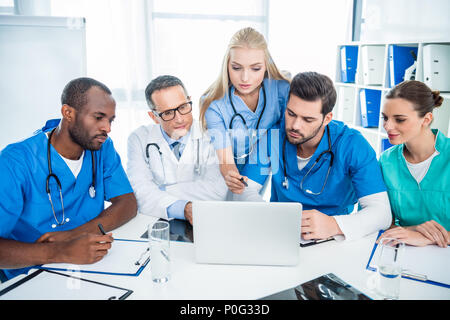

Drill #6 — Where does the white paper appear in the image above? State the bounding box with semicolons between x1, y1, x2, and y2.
41;239;150;275
0;270;130;300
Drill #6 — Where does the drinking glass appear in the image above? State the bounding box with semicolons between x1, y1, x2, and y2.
376;238;404;300
149;221;170;283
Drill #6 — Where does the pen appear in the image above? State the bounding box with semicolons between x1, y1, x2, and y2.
300;237;334;248
98;223;106;235
160;249;170;262
240;177;248;187
135;247;150;266
394;243;400;262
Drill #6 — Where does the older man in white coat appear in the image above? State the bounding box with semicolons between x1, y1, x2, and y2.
127;75;228;224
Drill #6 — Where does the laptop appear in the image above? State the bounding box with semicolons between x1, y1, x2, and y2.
192;201;302;266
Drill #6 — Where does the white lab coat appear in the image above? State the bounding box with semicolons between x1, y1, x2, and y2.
127;121;228;219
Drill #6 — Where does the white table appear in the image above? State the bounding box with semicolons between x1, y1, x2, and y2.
1;214;449;300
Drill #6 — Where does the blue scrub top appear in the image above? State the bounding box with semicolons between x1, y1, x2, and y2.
242;119;387;216
204;78;290;171
0;119;133;279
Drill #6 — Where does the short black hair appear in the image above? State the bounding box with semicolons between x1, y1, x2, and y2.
61;77;112;111
289;72;337;115
144;75;188;110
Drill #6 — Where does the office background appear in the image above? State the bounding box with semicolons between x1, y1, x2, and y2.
0;0;449;165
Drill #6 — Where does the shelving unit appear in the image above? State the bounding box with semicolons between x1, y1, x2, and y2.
334;41;450;158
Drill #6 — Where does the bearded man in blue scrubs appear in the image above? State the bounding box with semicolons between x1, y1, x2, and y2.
241;72;392;242
0;77;137;281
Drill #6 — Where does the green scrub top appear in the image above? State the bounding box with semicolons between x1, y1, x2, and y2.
379;129;450;230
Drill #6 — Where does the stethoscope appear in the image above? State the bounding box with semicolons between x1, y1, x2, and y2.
282;125;334;195
228;82;266;160
46;128;96;228
145;138;206;186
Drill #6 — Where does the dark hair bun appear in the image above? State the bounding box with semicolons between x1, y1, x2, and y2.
432;90;444;108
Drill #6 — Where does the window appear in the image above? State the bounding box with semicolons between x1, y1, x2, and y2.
48;0;267;162
151;0;268;118
0;0;14;14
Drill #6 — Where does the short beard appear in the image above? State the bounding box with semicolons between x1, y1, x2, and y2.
69;115;102;151
286;118;324;146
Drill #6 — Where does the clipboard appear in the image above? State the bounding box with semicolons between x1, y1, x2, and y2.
39;239;150;277
366;231;450;289
0;269;133;300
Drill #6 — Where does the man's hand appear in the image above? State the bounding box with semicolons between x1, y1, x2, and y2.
184;202;193;225
54;233;114;265
36;229;78;243
301;209;342;240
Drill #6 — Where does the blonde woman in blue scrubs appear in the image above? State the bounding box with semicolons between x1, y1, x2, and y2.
199;27;290;195
378;80;449;248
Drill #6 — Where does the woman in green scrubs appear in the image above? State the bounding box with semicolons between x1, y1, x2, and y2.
378;80;449;248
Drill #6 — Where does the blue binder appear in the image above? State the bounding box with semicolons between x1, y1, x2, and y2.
340;45;358;83
389;45;418;87
381;138;394;152
359;89;381;128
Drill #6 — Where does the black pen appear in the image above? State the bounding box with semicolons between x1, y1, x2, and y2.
300;237;334;248
240;177;248;187
98;223;107;235
394;243;400;262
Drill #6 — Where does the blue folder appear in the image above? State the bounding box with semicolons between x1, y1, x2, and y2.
359;89;381;128
381;138;394;152
389;45;418;87
340;45;358;83
367;231;450;289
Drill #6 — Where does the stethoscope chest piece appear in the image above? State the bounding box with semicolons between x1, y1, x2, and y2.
89;185;96;198
51;217;70;229
282;177;289;190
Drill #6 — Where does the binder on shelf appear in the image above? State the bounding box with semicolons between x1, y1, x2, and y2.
362;45;384;86
423;44;450;92
367;231;450;289
381;138;394;152
337;86;355;124
359;89;381;128
389;45;418;87
340;45;358;83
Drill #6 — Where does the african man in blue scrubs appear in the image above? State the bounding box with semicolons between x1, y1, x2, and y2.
242;72;392;242
0;77;137;281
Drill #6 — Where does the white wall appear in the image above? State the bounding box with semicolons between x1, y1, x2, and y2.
268;0;353;80
360;0;450;42
0;15;86;150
